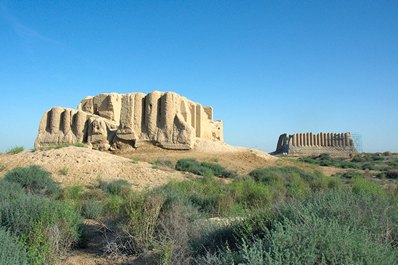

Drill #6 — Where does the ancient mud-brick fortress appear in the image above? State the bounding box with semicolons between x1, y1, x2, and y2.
35;91;223;151
274;132;357;156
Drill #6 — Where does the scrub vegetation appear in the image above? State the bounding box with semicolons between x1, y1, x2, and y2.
1;154;398;264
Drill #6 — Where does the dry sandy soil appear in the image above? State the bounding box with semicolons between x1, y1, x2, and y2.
0;146;190;190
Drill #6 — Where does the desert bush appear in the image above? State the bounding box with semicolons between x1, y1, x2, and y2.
249;167;320;183
0;163;5;172
339;170;363;179
0;193;83;264
362;162;376;170
0;180;25;201
4;165;61;197
82;199;104;219
199;189;398;264
0;228;28;265
352;177;385;197
63;184;84;200
105;194;125;216
176;159;214;176
175;159;236;178
229;178;273;210
6;146;24;154
153;158;174;169
200;162;237;178
103;179;131;196
123;192;167;253
203;217;397;265
154;202;199;265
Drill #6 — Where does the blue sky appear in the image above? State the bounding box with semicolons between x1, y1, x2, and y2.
0;0;397;152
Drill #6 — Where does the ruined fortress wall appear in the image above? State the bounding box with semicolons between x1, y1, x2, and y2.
35;91;223;151
274;132;357;157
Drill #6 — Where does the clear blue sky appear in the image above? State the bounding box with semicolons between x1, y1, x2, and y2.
0;0;397;152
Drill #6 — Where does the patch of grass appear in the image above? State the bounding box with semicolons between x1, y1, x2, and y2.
3;165;61;197
0;163;5;172
6;146;24;154
35;142;86;151
59;166;69;176
131;156;140;164
175;159;237;178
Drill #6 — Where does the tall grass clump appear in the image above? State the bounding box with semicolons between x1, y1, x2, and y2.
0;228;28;265
6;146;24;154
3;165;61;197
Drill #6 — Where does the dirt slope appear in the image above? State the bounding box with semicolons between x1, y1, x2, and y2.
0;146;188;189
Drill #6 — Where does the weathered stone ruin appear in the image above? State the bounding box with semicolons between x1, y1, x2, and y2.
274;132;357;156
35;91;223;151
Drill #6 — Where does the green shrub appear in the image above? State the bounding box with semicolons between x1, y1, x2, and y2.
0;181;25;201
175;159;236;178
0;228;28;265
352;177;385;197
0;194;83;264
103;179;131;195
124;192;166;252
230;178;272;210
249;167;320;183
6;146;24;154
153;158;174;169
64;184;84;200
200;189;398;264
310;175;342;191
4;165;61;197
254;218;394;265
200;162;237;178
176;159;213;176
82;199;104;219
362;162;376;170
105;194;125;216
285;173;311;199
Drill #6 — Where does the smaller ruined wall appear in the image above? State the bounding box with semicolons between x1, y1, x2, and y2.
274;132;357;157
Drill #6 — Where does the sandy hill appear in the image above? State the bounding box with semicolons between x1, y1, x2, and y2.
0;141;278;189
0;146;188;189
